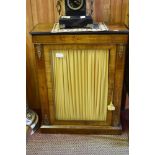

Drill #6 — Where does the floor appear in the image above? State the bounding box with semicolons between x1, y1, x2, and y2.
26;130;129;155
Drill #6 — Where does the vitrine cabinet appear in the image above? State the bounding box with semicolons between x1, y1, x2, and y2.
31;24;128;134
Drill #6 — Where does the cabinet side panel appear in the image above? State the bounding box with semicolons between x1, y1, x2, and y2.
112;45;126;126
34;44;51;125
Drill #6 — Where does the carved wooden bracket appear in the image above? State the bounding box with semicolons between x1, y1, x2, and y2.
36;44;42;59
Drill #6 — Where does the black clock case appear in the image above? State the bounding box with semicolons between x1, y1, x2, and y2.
65;0;86;16
59;16;93;28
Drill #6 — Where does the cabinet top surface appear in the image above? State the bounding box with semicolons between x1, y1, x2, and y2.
30;23;129;35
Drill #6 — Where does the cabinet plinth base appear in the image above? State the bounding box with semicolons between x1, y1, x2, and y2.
40;125;122;135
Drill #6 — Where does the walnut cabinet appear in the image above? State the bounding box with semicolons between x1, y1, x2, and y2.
31;24;128;134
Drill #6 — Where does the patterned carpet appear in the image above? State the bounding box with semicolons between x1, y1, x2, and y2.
26;130;129;155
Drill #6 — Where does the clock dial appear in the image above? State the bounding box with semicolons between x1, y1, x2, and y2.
67;0;84;10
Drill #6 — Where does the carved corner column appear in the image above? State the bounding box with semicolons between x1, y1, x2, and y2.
34;44;50;125
112;45;126;127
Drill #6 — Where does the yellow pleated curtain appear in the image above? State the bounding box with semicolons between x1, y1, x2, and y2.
52;49;109;121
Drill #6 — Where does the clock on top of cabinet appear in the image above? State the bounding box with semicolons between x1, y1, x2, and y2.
30;23;129;135
65;0;86;15
58;0;93;28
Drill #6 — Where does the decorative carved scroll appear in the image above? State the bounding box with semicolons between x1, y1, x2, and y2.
56;0;62;16
36;44;42;59
87;0;94;16
90;0;94;15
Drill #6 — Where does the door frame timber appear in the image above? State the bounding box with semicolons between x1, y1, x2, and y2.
43;44;116;126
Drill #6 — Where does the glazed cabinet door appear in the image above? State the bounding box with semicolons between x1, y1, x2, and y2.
38;44;116;126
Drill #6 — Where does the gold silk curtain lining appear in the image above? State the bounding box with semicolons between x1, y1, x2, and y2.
52;49;109;121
